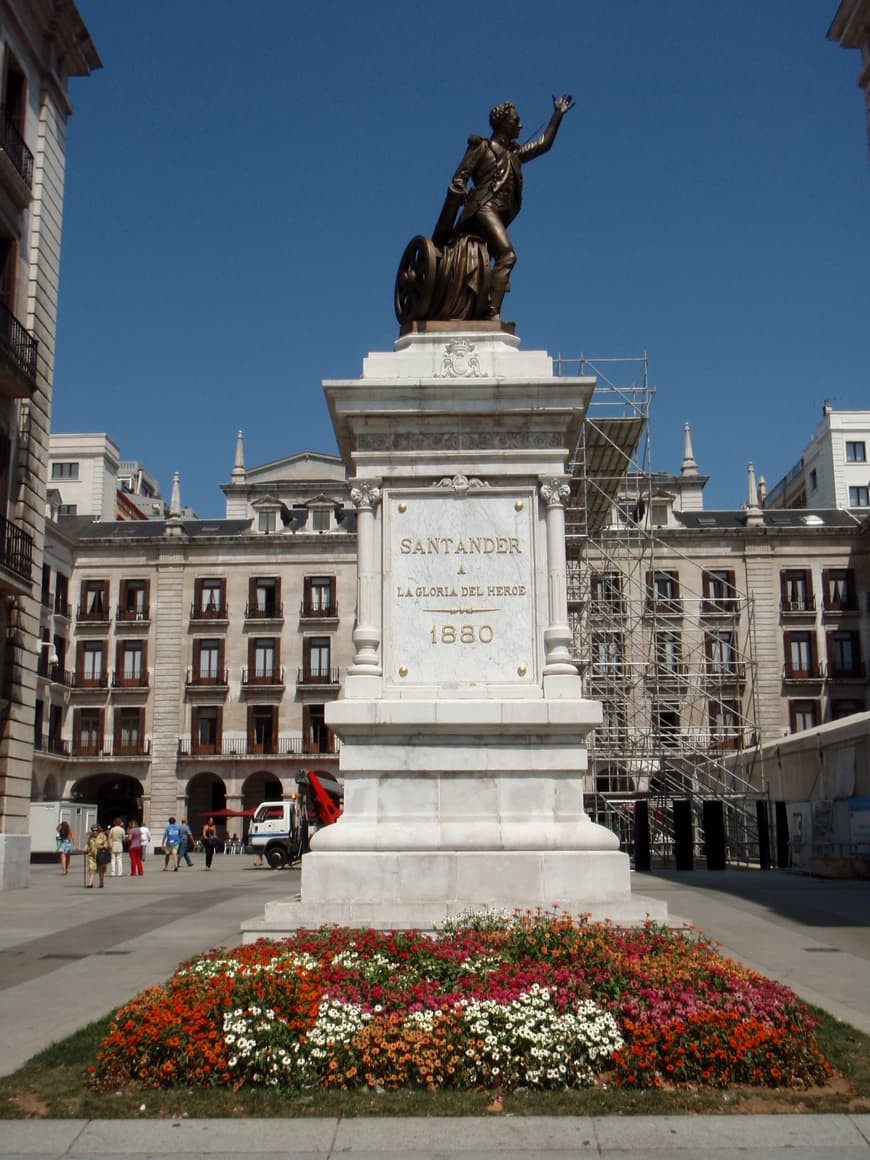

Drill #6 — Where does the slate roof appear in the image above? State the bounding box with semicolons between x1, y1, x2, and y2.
57;517;254;542
675;509;861;530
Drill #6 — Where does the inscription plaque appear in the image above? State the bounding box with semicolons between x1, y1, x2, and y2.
386;490;535;685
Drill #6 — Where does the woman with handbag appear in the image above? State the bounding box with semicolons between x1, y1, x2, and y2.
201;816;218;871
85;824;110;888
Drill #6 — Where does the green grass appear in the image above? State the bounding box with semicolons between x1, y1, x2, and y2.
1;1007;868;1119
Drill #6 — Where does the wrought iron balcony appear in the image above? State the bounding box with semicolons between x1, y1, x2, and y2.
116;605;151;623
71;670;108;689
69;736;151;758
589;660;628;679
707;729;744;751
299;600;338;620
781;596;816;616
297;667;340;687
241;664;285;687
244;601;283;621
647;661;689;684
70;738;104;757
587;597;625;618
185;666;228;688
644;595;683;617
111;738;152;757
823;596;859;614
0;513;33;582
704;661;746;682
700;596;740;617
0;104;34;188
34;735;70;756
189;602;228;622
112;669;150;689
303;729;339;755
76;603;110;625
0;301;37;393
178;734;338;758
782;662;823;682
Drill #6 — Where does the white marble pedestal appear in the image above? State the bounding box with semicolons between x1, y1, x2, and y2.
241;327;666;939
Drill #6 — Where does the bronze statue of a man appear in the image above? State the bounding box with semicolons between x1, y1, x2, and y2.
434;94;574;319
393;94;574;325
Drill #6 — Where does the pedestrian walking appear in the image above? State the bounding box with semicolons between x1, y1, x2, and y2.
139;822;151;860
127;818;144;877
201;816;218;870
178;818;195;867
55;820;73;875
108;817;126;877
85;824;109;888
162;816;181;871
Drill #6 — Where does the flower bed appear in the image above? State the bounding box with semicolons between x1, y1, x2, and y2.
92;911;830;1093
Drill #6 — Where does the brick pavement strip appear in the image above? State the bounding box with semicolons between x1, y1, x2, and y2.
0;1116;867;1155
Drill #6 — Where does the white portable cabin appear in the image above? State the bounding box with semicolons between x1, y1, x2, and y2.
29;801;98;854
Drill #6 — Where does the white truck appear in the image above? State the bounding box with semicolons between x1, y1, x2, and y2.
248;771;341;869
29;801;98;857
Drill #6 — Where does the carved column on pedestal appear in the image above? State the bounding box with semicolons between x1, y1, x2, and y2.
348;478;382;675
539;475;576;675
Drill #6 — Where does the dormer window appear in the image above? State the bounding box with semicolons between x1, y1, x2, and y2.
252;496;284;534
649;490;675;528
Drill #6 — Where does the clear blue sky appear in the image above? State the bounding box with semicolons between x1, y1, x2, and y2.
53;1;869;518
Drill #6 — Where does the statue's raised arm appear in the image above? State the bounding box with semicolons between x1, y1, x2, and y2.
395;94;574;325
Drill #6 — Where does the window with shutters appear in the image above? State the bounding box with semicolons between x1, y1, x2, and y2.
77;640;106;687
783;631;818;679
79;579;109;622
780;569;814;613
192;706;222;754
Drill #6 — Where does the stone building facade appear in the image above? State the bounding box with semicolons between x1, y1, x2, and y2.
33;447;356;835
33;425;870;856
765;408;870;513
0;0;98;887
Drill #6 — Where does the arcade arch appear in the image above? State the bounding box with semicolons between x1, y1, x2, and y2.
70;773;144;827
185;771;227;830
242;771;283;812
31;771;61;801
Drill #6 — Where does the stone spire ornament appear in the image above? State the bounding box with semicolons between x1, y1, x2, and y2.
169;471;182;517
231;430;246;482
164;471;186;538
744;462;763;526
681;422;698;477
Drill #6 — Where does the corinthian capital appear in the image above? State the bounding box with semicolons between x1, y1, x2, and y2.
350;480;382;511
539;476;571;508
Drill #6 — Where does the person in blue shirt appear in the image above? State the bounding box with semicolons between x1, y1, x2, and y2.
177;819;195;868
162;816;181;871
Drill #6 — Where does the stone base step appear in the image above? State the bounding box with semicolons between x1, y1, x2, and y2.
240;892;669;940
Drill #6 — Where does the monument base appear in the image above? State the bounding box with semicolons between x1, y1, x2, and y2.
240;327;669;940
241;850;667;940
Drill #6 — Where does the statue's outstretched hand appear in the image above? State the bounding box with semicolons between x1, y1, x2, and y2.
552;94;575;115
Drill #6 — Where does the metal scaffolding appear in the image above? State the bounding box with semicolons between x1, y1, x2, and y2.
558;356;767;867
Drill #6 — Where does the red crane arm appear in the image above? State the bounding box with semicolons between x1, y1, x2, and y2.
306;770;342;826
